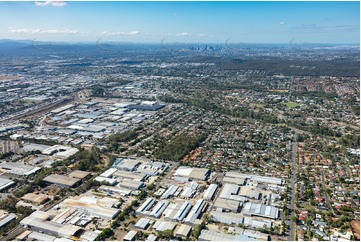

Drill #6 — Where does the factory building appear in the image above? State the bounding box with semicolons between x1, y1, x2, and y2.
174;166;210;181
43;174;81;188
161;185;178;199
0;177;15;191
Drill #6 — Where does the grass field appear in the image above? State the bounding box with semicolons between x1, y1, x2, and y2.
285;102;300;108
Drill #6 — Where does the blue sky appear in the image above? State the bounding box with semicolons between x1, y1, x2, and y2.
0;1;359;43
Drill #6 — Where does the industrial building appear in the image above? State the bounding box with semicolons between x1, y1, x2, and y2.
210;210;244;225
175;224;192;238
174;166;210;181
203;184;218;200
149;200;170;218
118;179;144;190
242;216;273;229
152;221;176;232
123;230;137;241
161;185;179;199
136;198;156;215
0;177;15;191
213;198;242;212
198;229;258;241
135;218;151;230
43;174;81;188
243;202;279;220
184;199;206;225
21;193;50;205
68;170;91;180
164;201;192;222
0;162;41;176
60;196;121;220
0;212;16;228
113;158;140;171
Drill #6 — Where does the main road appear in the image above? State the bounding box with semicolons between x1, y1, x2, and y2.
289;139;297;241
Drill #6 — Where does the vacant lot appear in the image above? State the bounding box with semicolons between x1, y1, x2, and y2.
285;102;300;108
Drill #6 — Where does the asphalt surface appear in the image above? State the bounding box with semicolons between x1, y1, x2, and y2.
289;141;297;241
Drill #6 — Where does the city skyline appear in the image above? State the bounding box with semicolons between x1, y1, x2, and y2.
0;1;359;44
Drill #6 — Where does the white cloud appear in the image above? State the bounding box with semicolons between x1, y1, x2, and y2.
9;28;77;34
101;31;140;36
35;1;67;7
176;32;190;36
279;21;285;25
197;33;206;37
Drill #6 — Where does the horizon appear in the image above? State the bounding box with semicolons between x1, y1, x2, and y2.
0;1;359;44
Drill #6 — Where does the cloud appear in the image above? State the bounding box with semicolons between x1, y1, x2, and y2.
176;32;191;37
197;33;206;37
9;28;77;34
279;21;285;25
35;1;67;7
289;24;359;32
172;13;177;17
101;31;140;36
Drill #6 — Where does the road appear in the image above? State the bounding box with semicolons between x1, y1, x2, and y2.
320;170;336;216
289;140;297;241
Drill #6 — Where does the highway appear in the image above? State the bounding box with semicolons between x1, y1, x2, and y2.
288;140;297;241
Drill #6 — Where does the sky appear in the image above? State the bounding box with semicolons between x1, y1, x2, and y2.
0;1;359;44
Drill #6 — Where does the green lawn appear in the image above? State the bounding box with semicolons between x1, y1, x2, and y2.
285;102;300;108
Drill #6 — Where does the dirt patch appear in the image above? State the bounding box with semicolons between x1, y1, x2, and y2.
351;220;360;240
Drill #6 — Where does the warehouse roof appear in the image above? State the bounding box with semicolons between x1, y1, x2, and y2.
44;174;80;187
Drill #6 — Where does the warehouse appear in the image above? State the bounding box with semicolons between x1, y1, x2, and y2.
113;158;140;171
0;162;41;176
252;175;284;185
0;213;16;228
164;201;192;222
239;186;262;200
135;218;151;230
0;177;15;191
242;216;272;229
184;199;206;225
198;229;258;241
152;221;176;232
243;202;279;220
203;184;218;200
136;198;155;215
223;176;246;185
68;170;91;180
175;224;192;238
99;185;131;196
149;200;170;218
174;166;210;181
161;185;178;199
113;170;146;181
60;196;120;220
123;230;137;241
21;193;50;205
213;198;242;212
43;174;81;188
210;210;243;225
117;179;144;190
